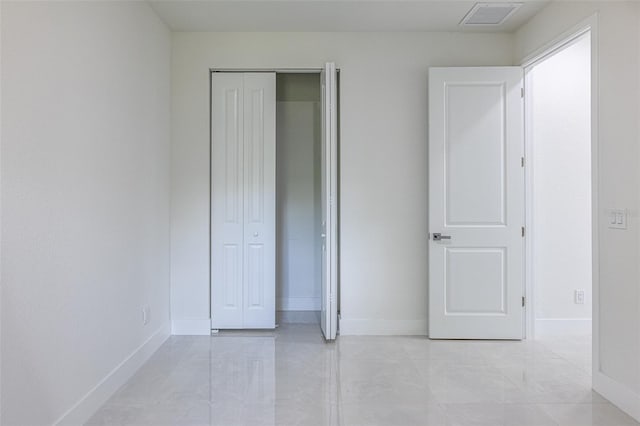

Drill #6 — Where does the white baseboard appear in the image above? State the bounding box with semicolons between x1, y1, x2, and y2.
277;297;320;311
171;318;212;335
594;371;640;422
535;318;592;337
277;310;319;324
54;322;170;426
339;318;427;336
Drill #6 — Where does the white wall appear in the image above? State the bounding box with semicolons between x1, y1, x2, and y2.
171;32;513;335
276;98;321;312
1;2;171;424
530;34;592;334
516;1;640;420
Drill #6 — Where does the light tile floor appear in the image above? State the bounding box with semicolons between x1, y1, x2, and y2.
87;325;639;426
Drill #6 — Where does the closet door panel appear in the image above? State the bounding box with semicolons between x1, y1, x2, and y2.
243;73;276;328
212;73;245;329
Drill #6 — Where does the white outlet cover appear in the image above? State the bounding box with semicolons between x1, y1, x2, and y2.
608;209;627;229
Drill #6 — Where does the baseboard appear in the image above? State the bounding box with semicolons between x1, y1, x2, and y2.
594;371;640;422
277;310;319;324
277;297;320;311
339;318;427;336
535;318;592;337
171;318;212;335
53;322;171;425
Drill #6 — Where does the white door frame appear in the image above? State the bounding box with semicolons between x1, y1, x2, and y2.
209;67;341;331
520;15;599;365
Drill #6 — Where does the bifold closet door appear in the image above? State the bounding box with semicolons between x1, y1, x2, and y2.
211;73;276;329
320;63;338;341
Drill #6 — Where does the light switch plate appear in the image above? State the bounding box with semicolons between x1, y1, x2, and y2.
608;209;627;229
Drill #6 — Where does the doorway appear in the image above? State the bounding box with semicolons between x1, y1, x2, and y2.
427;31;595;342
524;29;594;372
276;73;323;327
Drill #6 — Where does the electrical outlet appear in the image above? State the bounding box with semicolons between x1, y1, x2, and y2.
574;290;585;305
142;305;150;325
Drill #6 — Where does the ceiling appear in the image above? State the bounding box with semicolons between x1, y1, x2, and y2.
148;0;551;33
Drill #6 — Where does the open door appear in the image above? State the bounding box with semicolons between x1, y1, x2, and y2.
428;67;524;339
320;63;338;341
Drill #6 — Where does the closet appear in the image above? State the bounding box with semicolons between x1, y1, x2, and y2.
210;65;338;340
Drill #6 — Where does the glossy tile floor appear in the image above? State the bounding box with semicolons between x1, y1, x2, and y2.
87;325;639;426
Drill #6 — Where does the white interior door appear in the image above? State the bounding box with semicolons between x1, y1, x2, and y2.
211;72;276;329
320;63;338;340
428;67;524;339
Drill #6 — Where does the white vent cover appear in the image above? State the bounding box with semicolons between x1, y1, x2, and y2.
460;3;523;26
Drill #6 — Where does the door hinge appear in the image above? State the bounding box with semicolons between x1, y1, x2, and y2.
522;296;526;307
521;226;525;237
521;157;525;167
521;87;524;98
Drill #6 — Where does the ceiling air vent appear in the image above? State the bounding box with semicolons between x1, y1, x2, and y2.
460;3;523;26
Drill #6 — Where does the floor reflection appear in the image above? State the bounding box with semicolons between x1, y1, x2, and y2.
87;325;638;426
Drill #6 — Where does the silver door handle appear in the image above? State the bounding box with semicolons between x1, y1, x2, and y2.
432;233;451;241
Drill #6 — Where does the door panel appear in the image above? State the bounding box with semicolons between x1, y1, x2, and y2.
320;63;338;341
429;67;524;340
320;67;327;338
445;248;506;314
243;73;276;329
222;244;241;308
212;73;245;328
224;89;243;224
246;88;266;223
445;83;506;226
246;243;265;307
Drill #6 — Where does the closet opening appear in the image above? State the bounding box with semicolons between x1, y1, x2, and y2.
276;73;323;329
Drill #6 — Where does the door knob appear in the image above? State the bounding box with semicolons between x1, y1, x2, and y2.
432;233;451;241
253;232;259;237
